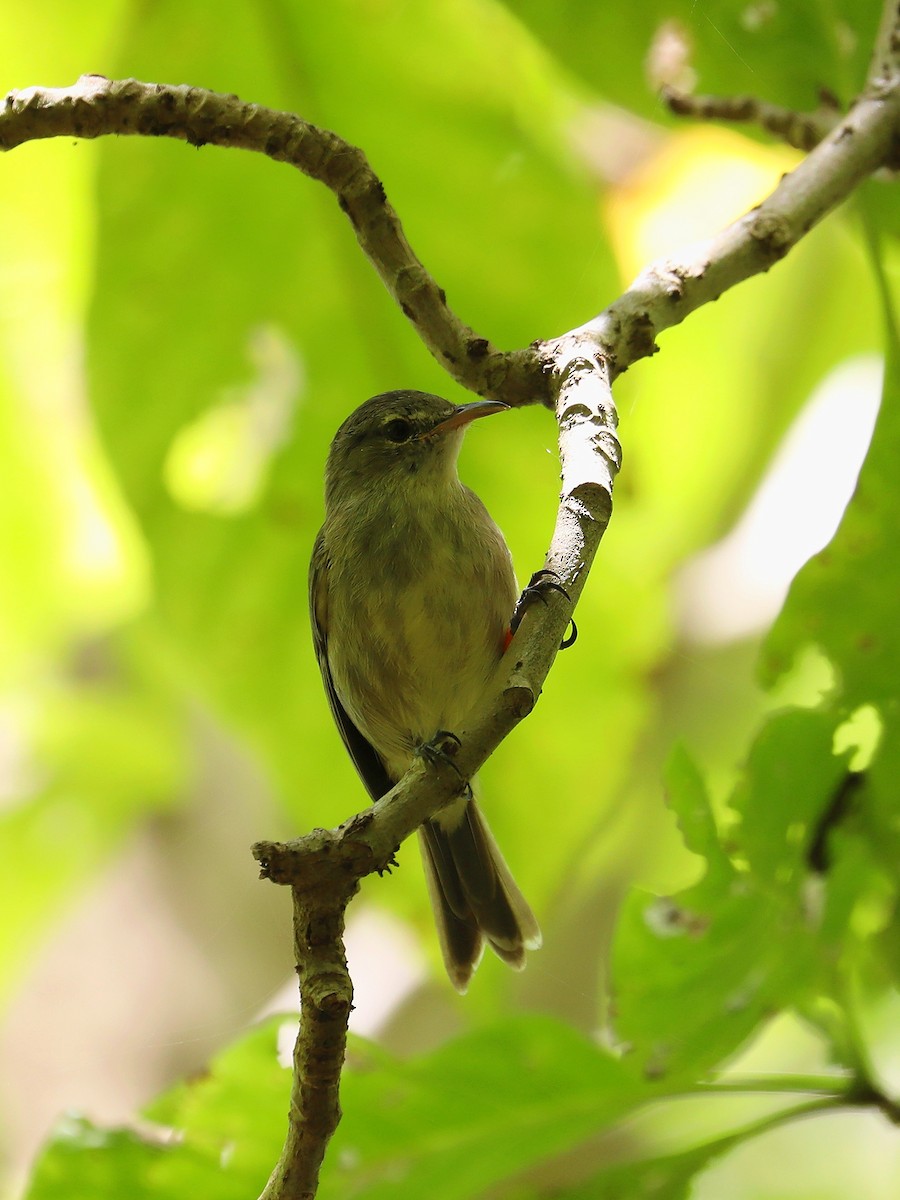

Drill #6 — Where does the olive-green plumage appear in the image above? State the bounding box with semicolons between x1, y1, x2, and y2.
310;390;540;991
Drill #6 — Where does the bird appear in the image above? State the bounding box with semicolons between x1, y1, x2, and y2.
309;389;541;991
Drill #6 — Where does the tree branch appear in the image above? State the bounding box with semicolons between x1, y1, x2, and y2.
254;830;357;1200
0;74;542;406
661;83;841;151
553;79;900;383
869;0;900;89
2;57;897;402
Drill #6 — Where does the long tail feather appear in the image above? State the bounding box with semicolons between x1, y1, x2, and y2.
419;799;540;992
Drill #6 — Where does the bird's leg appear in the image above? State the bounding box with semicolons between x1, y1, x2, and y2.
510;570;578;650
417;730;471;792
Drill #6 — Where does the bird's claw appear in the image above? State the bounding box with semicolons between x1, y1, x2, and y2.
418;729;465;780
510;569;578;650
377;850;400;877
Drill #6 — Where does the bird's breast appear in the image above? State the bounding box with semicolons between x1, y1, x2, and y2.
325;487;517;775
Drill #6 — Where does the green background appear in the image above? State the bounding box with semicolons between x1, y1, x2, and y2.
1;1;897;1197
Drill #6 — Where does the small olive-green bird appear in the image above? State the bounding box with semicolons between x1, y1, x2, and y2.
309;389;540;991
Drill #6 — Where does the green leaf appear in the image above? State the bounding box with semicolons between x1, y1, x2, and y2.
729;708;849;889
24;1118;169;1200
764;349;900;869
27;1018;289;1199
613;750;788;1081
664;743;731;875
614;724;849;1081
614;703;898;1082
26;1015;651;1200
557;1139;732;1200
321;1016;646;1199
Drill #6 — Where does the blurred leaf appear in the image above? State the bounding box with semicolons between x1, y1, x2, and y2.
764;344;900;869
27;1015;650;1200
663;742;730;872
613;747;790;1081
614;717;856;1080
615;699;898;1082
748;132;900;1076
0;2;147;679
24;1118;169;1200
729;709;849;886
322;1016;645;1199
501;0;882;114
556;1137;732;1200
848;938;900;1096
608;156;883;558
26;1018;288;1199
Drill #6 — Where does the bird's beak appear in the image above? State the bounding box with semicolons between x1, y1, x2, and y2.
424;400;510;438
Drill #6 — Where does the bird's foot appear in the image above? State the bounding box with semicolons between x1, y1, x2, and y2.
510;570;578;649
418;729;469;787
376;850;401;877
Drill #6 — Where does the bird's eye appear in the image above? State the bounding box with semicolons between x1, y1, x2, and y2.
383;417;413;443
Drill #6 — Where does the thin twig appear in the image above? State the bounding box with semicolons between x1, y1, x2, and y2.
868;0;900;89
691;1074;900;1123
661;83;841;151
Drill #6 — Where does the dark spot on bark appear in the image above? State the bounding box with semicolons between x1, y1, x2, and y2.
401;302;414;319
467;337;489;359
626;311;658;360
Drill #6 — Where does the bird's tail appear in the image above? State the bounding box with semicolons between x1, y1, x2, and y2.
418;798;541;993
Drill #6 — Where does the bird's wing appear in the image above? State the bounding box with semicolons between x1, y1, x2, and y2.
309;529;394;802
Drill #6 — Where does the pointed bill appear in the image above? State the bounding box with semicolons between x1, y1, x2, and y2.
424;400;509;437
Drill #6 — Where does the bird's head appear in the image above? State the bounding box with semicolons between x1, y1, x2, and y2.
324;390;508;507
